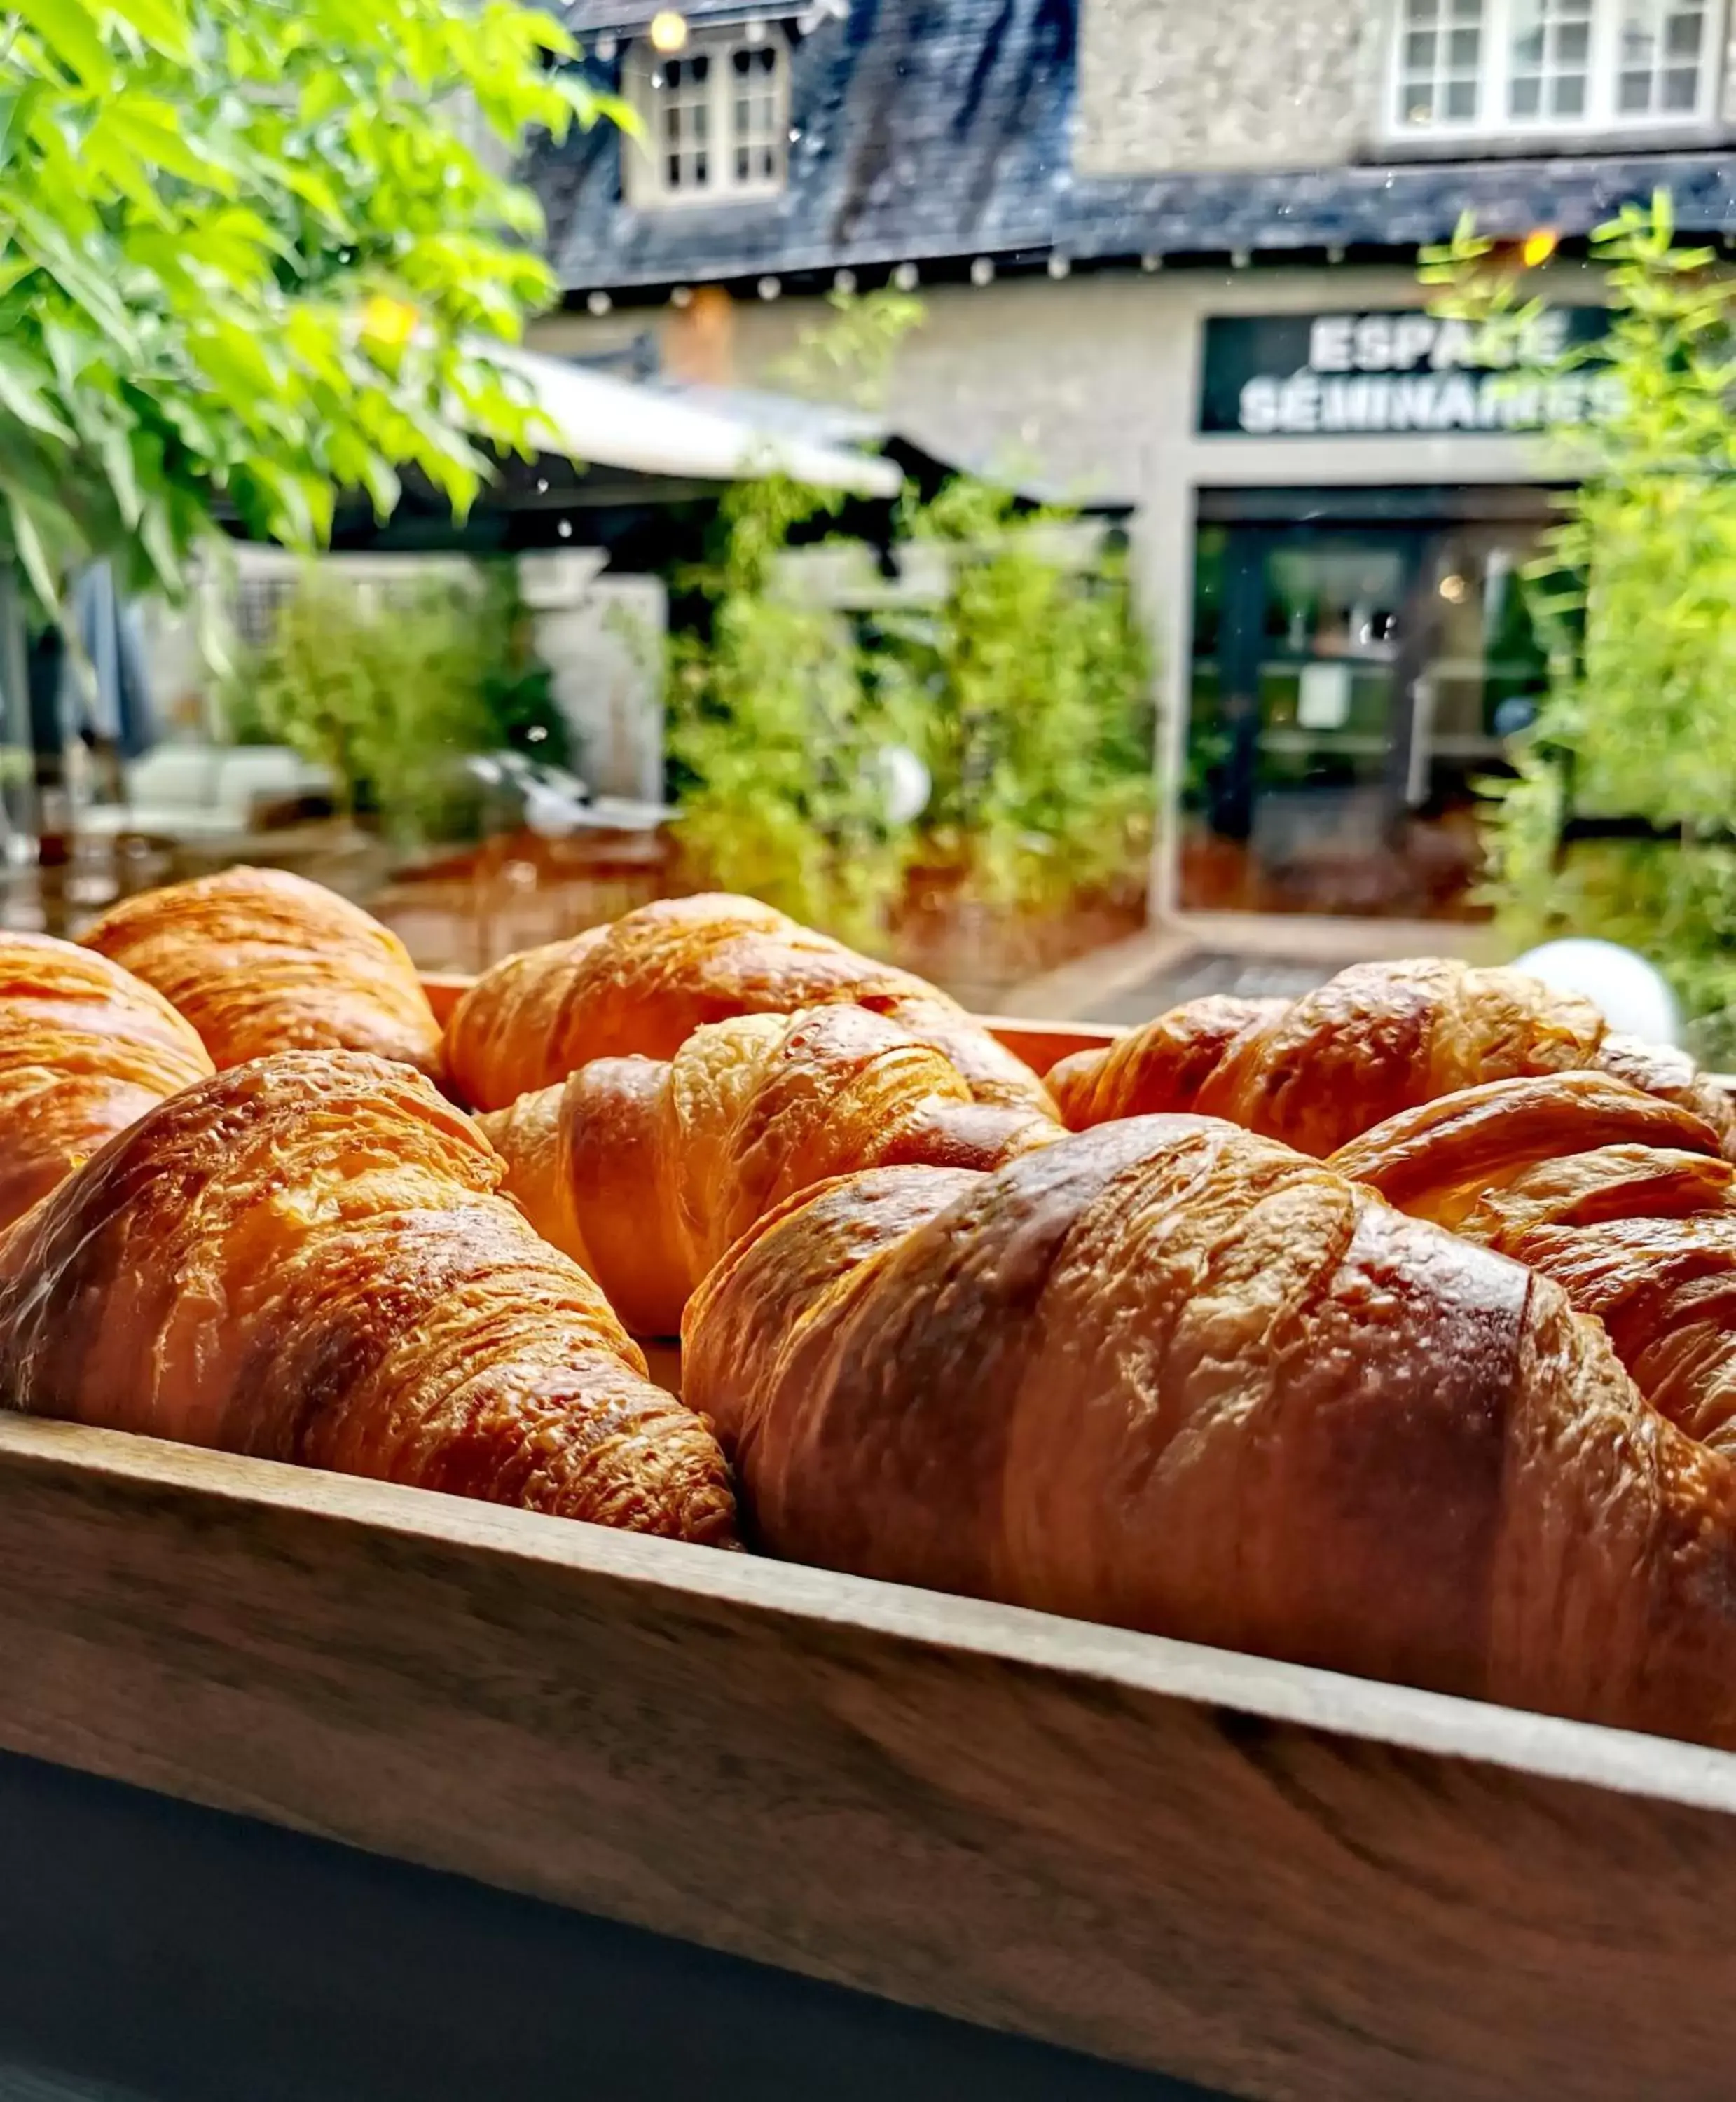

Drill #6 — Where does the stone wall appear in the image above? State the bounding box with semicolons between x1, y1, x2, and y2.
1073;0;1386;177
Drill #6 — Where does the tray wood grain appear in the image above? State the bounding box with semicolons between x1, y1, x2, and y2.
3;1411;1736;2102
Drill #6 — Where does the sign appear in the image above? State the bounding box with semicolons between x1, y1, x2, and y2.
1198;308;1616;437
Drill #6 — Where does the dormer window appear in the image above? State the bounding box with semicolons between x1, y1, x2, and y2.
626;25;790;205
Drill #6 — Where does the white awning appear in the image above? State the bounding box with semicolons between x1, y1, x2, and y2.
482;342;904;500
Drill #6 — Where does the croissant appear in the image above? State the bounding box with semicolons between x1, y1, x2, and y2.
683;1114;1736;1750
1330;1071;1736;1451
446;891;1056;1118
0;1050;735;1541
81;866;443;1078
0;933;214;1233
479;1003;1059;1336
1048;957;1736;1161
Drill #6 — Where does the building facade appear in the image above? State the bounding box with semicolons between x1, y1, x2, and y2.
525;0;1736;932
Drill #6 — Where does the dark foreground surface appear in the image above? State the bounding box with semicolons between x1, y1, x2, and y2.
0;1748;1222;2102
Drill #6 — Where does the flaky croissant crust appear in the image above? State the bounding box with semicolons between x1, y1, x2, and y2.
446;891;1055;1118
0;1050;735;1541
0;930;214;1233
684;1115;1736;1750
1332;1070;1736;1453
81;865;443;1078
480;1002;1059;1335
1049;957;1736;1160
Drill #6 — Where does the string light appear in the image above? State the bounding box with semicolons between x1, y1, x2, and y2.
1140;252;1162;272
757;275;781;300
1047;253;1070;280
834;267;856;293
1231;248;1251;270
1522;227;1559;268
586;289;612;315
892;261;918;291
648;9;688;53
671;284;693;306
970;256;994;286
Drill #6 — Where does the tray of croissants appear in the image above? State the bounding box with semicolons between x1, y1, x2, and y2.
12;862;1736;2094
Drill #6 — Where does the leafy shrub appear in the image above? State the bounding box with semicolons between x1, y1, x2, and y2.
1427;194;1736;1062
667;476;921;944
224;562;567;846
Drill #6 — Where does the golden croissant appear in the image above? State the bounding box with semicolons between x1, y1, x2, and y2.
0;1050;735;1541
81;865;443;1078
1047;956;1736;1160
480;1003;1059;1336
446;891;1055;1118
684;1114;1736;1750
1331;1070;1736;1452
0;933;214;1233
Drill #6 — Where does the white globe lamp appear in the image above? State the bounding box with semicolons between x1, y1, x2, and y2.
1512;937;1681;1047
878;744;932;827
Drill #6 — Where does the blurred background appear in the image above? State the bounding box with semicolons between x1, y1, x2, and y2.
4;0;1734;1047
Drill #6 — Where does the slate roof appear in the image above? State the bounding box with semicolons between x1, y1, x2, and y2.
525;0;1736;293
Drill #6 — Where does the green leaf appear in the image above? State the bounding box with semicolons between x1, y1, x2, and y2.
137;499;184;596
4;488;61;610
10;0;109;85
0;352;73;443
105;0;192;60
97;425;142;527
104;98;240;193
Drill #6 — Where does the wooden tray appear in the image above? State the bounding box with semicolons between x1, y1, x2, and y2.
4;995;1736;2102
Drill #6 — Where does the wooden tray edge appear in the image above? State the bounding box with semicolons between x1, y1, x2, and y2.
2;1410;1732;1816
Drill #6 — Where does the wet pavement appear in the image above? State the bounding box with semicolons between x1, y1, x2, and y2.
1088;953;1330;1026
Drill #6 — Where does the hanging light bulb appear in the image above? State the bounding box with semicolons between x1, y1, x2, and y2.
648;9;689;53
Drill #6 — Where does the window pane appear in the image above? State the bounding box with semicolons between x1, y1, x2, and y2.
1663;60;1699;102
1618;65;1653;104
1667;8;1705;51
1506;0;1592;122
1621;14;1656;58
1398;0;1485;125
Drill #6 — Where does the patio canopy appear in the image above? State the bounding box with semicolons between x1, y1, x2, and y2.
484;343;904;500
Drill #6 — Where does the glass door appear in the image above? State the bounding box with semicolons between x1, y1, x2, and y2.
1183;505;1553;919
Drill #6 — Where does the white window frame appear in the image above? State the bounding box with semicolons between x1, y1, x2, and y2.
1385;0;1727;139
624;25;790;208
